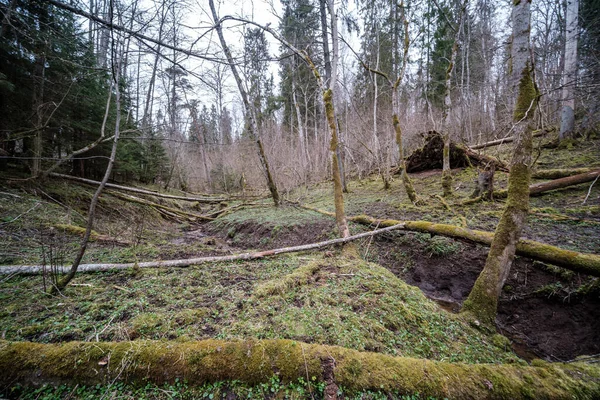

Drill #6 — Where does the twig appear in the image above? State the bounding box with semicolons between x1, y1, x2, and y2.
0;202;41;226
583;175;599;205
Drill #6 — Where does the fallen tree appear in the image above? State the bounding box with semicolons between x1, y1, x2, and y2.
531;168;597;180
405;131;508;173
54;224;131;246
0;223;405;275
301;206;600;277
49;173;227;203
469;129;549;150
1;339;598;399
106;191;215;222
495;168;600;198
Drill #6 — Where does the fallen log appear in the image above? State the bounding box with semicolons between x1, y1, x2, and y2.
1;339;598;399
531;168;596;180
301;206;600;277
469;130;548;150
49;172;227;203
405;131;508;173
495;168;600;198
0;223;405;275
106;191;215;222
54;224;131;246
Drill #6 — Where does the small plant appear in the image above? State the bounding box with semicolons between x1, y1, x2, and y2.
424;236;460;257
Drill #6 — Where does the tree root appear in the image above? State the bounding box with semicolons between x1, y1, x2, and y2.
1;339;599;399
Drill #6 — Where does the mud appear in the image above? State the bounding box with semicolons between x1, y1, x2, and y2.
203;209;600;362
373;237;600;361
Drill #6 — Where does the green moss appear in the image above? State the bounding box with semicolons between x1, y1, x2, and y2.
514;63;538;121
1;339;599;398
254;259;323;297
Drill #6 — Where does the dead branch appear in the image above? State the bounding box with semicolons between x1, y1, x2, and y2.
53;224;131;246
49;173;227;203
300;206;600;277
0;223;405;275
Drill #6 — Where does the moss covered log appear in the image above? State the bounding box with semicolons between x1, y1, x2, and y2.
301;206;600;277
1;339;599;399
531;168;596;180
495;168;600;198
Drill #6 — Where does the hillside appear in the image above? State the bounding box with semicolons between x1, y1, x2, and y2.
1;138;599;399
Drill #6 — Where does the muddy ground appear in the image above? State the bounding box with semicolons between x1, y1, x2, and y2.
207;215;600;362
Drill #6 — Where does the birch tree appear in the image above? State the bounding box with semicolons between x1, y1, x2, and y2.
461;0;539;324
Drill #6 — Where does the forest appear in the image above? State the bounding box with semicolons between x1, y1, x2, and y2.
0;0;599;398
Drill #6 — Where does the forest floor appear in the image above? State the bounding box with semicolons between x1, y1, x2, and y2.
0;137;599;398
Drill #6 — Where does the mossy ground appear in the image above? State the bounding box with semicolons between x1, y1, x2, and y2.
0;139;599;393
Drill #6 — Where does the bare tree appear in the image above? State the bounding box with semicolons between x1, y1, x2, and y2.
559;0;579;140
461;0;539;324
208;0;280;206
356;1;421;204
54;29;125;292
441;0;468;198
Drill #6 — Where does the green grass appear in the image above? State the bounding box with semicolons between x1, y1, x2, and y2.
0;252;519;364
7;378;444;400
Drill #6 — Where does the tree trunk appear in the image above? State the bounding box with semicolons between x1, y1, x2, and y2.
208;0;280;207
494;168;600;198
461;0;538;325
2;340;599;398
0;223;406;275
440;0;468;197
49;173;227;202
559;0;579;140
54;66;123;292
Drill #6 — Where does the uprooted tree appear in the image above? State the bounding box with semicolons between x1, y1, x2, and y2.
461;0;539;325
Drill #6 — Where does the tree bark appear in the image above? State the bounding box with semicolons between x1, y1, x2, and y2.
54;64;123;292
441;0;468;197
559;0;579;140
208;0;280;207
469;130;548;150
494;169;600;198
1;340;599;398
461;0;538;324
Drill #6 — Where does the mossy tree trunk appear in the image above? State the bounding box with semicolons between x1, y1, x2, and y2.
461;0;538;325
3;339;600;398
209;0;280;207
